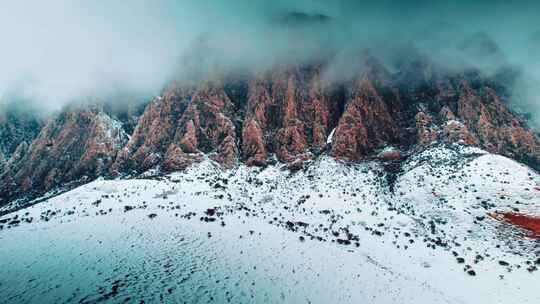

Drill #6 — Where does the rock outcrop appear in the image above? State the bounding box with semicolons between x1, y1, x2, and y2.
0;106;127;204
2;55;540;205
112;81;240;174
242;66;342;168
407;74;540;167
331;75;398;161
111;84;193;173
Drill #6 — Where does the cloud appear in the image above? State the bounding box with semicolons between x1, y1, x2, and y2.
0;0;539;124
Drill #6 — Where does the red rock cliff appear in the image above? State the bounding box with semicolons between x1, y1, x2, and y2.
2;57;540;204
1;106;127;203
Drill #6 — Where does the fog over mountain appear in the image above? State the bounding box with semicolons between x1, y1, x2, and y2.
3;5;540;302
1;0;540;126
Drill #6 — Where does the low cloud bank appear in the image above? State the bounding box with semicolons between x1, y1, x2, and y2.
0;0;539;126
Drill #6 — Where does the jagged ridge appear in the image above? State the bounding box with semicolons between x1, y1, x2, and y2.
1;57;540;205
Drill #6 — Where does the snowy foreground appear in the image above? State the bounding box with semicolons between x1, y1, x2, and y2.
1;146;540;304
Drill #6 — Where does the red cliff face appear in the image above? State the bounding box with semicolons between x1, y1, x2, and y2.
111;84;193;173
1;106;127;202
112;81;239;174
242;66;339;168
165;82;239;170
2;58;540;204
455;84;540;164
331;75;398;161
242;118;267;166
408;77;540;166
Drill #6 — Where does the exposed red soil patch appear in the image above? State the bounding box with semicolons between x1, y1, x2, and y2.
489;212;540;239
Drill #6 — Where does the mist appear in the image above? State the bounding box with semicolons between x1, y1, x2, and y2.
1;0;540;126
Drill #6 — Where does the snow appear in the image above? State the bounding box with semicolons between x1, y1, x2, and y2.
96;112;128;148
446;119;464;126
380;146;398;153
326;128;336;145
0;146;539;303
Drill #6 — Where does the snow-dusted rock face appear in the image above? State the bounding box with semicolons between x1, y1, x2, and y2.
242;66;339;168
111;58;540;176
0;106;127;204
1;146;539;303
1;57;540;205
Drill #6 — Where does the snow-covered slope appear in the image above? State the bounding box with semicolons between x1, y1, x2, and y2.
1;146;539;303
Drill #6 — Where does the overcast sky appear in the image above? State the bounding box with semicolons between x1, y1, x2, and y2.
1;0;540;115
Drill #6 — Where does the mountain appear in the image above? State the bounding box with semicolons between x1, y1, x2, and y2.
0;105;127;204
1;55;539;207
0;102;43;173
1;52;540;304
1;145;539;303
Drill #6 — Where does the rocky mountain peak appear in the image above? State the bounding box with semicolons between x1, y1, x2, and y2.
0;106;127;204
2;58;540;205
